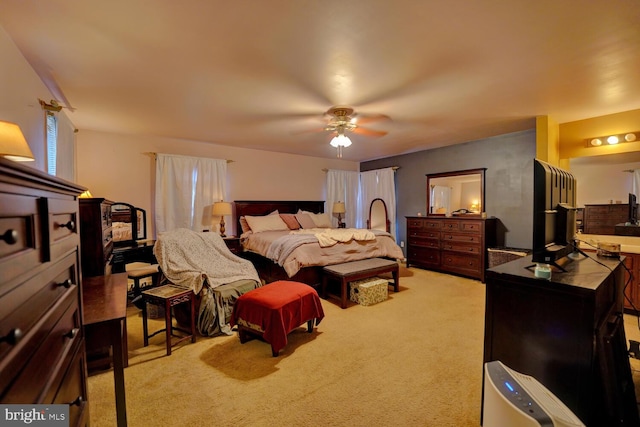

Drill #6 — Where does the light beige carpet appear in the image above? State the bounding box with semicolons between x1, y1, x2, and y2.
87;266;640;426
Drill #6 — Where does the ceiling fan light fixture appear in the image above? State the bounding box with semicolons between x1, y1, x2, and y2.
330;134;352;148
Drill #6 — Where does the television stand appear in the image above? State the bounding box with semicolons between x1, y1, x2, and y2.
484;254;639;426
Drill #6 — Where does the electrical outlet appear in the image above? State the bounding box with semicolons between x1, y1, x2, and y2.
400;241;405;248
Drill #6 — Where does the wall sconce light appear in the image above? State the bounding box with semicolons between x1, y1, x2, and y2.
587;132;638;147
333;201;346;228
212;201;232;237
0;121;35;162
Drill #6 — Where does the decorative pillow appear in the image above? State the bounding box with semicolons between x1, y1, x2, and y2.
295;213;318;229
239;216;251;234
245;214;289;233
279;213;300;230
310;212;332;228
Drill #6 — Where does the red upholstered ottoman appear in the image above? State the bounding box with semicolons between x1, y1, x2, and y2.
231;280;325;356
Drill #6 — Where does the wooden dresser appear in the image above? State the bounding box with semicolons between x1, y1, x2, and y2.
0;158;88;426
79;197;114;277
583;203;628;235
406;216;496;282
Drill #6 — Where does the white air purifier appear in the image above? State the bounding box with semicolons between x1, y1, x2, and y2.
483;361;585;427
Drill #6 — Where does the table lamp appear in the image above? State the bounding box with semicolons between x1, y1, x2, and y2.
333;201;346;228
213;201;232;237
0;121;34;162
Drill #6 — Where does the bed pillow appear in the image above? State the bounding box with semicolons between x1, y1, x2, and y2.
245;214;289;233
240;210;280;233
279;213;300;230
295;213;317;229
309;212;332;228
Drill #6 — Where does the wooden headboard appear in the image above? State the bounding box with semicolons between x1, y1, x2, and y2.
234;200;325;233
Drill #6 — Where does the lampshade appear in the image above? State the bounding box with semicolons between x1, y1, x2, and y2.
330;134;352;148
212;201;232;216
79;190;94;198
0;121;34;162
333;201;346;214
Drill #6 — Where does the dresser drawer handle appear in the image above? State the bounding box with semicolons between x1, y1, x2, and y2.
57;279;73;289
1;229;18;245
1;328;22;345
57;220;76;231
65;328;80;339
70;396;84;406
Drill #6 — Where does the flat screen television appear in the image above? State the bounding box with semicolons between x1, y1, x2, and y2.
532;159;577;270
628;193;638;225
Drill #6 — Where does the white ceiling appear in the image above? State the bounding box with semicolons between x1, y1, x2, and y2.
2;1;640;162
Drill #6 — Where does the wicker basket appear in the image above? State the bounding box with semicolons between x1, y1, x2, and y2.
488;247;530;268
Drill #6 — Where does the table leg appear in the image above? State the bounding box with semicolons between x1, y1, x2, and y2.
142;300;149;347
110;321;128;427
189;295;196;343
165;299;172;356
392;268;400;292
341;278;348;309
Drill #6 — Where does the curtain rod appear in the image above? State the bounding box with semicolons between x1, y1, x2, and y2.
322;166;399;172
144;152;234;163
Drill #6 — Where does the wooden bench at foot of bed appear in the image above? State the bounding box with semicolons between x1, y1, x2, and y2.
231;280;325;357
322;258;400;309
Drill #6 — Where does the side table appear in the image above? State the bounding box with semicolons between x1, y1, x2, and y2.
142;284;196;356
223;236;242;255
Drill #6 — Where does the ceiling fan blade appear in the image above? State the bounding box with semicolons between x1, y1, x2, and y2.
291;127;327;135
353;127;388;137
353;113;391;125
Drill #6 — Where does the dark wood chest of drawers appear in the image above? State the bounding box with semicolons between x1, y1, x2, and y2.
0;158;88;426
583;203;628;235
406;216;496;282
79;198;114;277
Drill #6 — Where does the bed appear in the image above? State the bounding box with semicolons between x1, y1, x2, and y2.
234;200;404;288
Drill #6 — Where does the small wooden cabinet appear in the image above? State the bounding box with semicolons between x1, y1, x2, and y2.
223;236;241;255
583;203;628;235
406;216;496;282
79;198;114;277
0;158;88;426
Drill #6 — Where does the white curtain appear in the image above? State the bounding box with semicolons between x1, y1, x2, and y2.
327;169;360;228
359;168;397;238
633;170;640;197
155;154;227;233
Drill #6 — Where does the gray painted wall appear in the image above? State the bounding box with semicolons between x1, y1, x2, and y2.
361;129;536;255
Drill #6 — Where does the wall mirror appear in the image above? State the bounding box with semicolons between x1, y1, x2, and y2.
111;202;147;246
426;168;485;216
367;198;390;232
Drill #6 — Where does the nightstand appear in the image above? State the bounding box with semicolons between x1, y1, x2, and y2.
223;236;241;255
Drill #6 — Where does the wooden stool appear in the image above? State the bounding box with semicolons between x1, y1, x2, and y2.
127;263;160;307
141;284;196;356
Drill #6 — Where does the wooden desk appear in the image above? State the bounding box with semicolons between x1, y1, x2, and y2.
83;273;128;427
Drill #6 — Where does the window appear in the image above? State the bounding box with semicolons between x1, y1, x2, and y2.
46;112;57;176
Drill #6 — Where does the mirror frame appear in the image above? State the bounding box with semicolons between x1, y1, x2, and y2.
111;202;147;246
426;168;486;217
367;198;390;232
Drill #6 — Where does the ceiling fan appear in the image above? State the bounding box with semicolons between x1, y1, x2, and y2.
298;106;390;158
